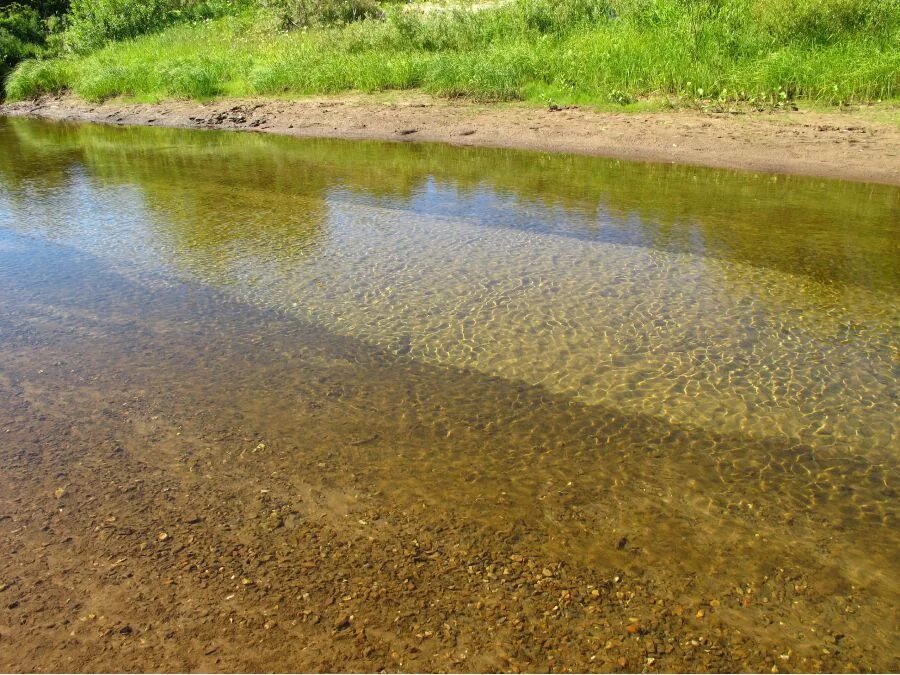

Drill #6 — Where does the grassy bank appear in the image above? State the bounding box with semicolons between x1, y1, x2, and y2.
4;0;900;106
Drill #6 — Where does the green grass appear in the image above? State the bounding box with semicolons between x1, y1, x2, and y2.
5;0;900;106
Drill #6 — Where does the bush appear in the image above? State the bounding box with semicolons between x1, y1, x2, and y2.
64;0;175;52
260;0;383;29
754;0;899;45
1;3;47;85
64;0;248;53
514;0;614;34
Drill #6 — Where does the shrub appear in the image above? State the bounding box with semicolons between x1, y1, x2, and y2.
1;3;47;85
64;0;173;53
514;0;615;34
260;0;383;29
63;0;250;54
754;0;900;45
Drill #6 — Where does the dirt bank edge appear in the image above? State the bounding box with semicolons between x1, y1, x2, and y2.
3;94;900;185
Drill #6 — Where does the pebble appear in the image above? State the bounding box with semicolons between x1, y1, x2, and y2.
264;511;284;530
157;532;169;542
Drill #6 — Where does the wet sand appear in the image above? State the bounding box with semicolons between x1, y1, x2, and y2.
2;94;899;185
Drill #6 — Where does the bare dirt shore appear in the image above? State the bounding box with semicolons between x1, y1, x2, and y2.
2;93;899;184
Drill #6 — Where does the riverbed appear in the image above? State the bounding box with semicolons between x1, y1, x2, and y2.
0;116;897;672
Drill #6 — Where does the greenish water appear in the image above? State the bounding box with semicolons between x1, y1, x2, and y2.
0;117;897;667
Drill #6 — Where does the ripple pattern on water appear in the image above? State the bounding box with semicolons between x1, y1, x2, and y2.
1;115;898;666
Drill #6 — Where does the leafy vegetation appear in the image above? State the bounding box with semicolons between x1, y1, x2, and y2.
259;0;383;30
0;0;67;84
4;0;900;105
65;0;247;53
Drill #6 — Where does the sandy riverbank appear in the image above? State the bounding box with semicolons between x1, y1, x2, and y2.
3;94;899;184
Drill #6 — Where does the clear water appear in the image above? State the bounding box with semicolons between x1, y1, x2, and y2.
1;117;897;668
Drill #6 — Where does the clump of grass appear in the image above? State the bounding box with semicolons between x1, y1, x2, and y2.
5;0;900;105
4;57;75;100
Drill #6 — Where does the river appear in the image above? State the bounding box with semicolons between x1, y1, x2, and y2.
0;116;897;671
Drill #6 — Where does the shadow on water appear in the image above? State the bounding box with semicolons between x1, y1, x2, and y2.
0;116;897;667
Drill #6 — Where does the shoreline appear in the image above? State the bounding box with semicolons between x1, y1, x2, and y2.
3;94;900;185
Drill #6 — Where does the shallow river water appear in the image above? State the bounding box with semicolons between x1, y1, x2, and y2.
0;117;897;671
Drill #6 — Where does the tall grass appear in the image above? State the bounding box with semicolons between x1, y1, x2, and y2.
5;0;900;105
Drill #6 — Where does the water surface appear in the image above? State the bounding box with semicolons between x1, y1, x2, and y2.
0;117;897;669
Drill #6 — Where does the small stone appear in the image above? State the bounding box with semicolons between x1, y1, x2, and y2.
696;609;705;619
264;620;276;630
157;532;168;542
335;614;352;631
591;589;600;598
241;578;253;586
54;487;66;499
264;511;284;530
542;568;553;577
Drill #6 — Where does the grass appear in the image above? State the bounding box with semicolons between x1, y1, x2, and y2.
4;0;900;106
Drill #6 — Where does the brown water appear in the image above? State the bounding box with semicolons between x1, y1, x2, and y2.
0;116;898;671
